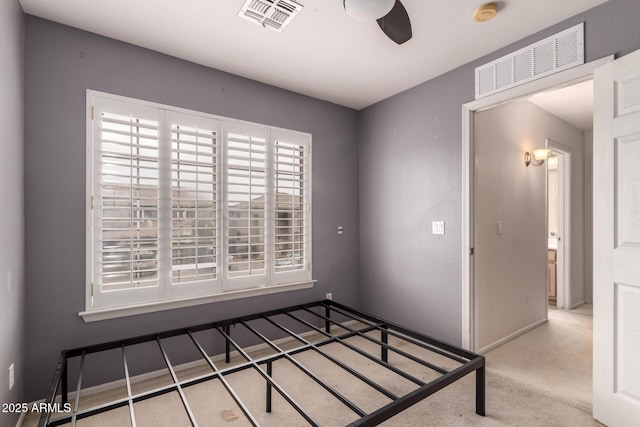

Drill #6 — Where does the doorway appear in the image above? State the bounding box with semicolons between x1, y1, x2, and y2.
463;69;597;420
471;89;588;352
461;56;610;351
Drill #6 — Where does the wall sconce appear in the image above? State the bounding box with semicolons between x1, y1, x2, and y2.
524;149;550;167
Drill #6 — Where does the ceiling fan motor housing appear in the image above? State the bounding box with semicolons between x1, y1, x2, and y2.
344;0;395;21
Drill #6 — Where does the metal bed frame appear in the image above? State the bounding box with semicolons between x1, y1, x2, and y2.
40;300;485;426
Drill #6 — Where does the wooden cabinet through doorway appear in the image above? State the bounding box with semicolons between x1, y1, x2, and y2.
548;249;557;305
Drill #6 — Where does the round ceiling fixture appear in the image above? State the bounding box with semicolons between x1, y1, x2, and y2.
344;0;395;21
473;3;498;23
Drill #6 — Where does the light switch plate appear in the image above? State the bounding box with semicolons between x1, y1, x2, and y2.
432;221;445;235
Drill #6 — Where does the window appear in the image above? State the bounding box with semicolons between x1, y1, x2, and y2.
86;91;312;316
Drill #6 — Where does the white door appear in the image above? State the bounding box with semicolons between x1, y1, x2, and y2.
593;48;640;426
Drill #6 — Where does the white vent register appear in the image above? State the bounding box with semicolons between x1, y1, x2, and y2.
475;23;584;99
239;0;303;32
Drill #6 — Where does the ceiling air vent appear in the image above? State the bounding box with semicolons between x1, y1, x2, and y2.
238;0;303;32
475;23;584;99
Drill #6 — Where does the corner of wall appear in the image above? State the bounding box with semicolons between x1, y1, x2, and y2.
0;1;26;426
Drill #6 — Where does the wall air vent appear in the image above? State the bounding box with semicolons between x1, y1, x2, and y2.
238;0;303;32
475;23;584;99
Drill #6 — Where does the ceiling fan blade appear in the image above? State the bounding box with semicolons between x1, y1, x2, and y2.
377;0;412;44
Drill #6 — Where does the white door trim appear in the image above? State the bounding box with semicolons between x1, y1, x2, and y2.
461;55;613;351
547;140;572;310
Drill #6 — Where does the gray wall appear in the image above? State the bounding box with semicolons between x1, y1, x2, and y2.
474;100;585;350
358;0;640;344
24;16;360;401
0;1;24;426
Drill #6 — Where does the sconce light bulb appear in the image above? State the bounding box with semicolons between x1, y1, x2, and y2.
532;148;551;160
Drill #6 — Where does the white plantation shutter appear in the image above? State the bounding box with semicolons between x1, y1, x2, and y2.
273;130;311;283
170;115;218;286
87;91;311;312
100;111;160;290
91;98;163;307
224;125;268;290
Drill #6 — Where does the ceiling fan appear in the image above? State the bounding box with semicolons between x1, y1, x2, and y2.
343;0;412;44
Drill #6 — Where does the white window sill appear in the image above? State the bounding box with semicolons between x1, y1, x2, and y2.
79;280;317;322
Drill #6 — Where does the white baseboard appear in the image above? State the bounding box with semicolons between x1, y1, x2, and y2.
476;318;548;354
33;320;359;406
569;300;586;310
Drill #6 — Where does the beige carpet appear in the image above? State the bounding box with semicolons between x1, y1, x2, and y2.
381;305;599;427
22;306;599;427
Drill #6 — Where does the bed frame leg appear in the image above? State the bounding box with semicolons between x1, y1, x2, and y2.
225;324;231;363
61;360;68;405
476;363;485;416
381;324;388;363
325;306;331;333
266;360;273;413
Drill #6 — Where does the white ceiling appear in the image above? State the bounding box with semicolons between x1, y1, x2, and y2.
19;0;608;110
528;80;594;130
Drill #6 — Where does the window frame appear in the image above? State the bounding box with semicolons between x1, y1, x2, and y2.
83;90;313;321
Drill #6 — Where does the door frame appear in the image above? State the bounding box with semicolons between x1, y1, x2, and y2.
461;55;613;351
547;141;571;309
